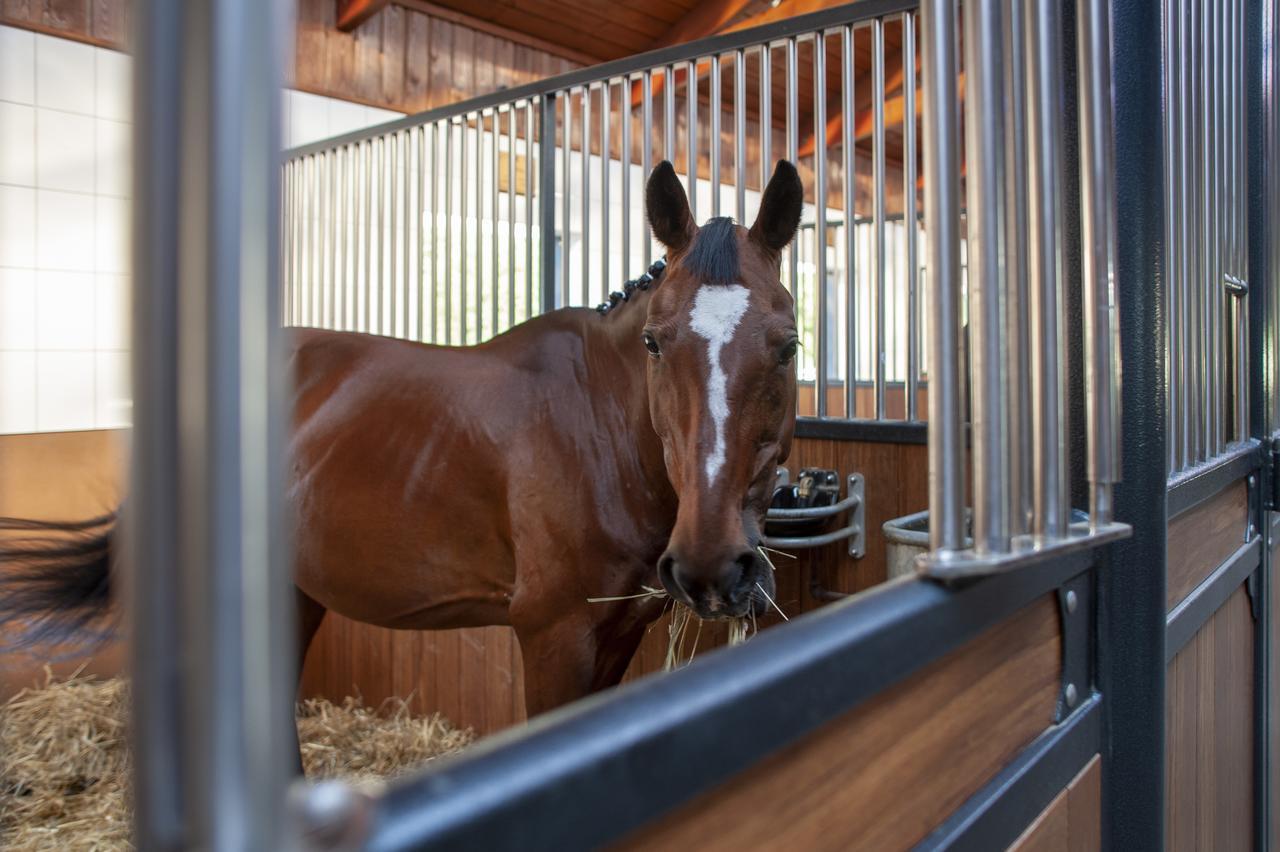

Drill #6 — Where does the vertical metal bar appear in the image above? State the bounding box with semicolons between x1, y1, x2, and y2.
711;53;722;219
475;113;483;341
326;151;336;328
735;48;746;222
390;135;400;336
787;37;798;293
491;111;500;337
1210;0;1221;453
417;128;426;340
1187;0;1202;461
131;1;291;847
642;71;653;266
1176;0;1188;468
622;79;632;277
561;91;572;307
903;13;919;422
760;43;772;188
814;33;829;418
377;136;386;335
1078;0;1123;524
1026;0;1069;538
405;132;413;338
363;142;372;333
431;124;439;341
602;81;612;302
1164;0;1180;471
842;26;856;420
539;95;557;315
508;106;516;330
444;122;454;343
1004;0;1031;536
964;0;1011;552
527;100;537;317
582;88;591;306
664;64;676;168
340;146;350;330
460;118;469;343
873;20;887;421
688;60;699;224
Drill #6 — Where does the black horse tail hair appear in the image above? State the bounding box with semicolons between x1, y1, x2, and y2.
0;512;117;651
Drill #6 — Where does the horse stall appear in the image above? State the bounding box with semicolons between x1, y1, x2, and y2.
0;0;1278;849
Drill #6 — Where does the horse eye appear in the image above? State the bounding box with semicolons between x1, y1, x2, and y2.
779;339;799;364
642;332;662;356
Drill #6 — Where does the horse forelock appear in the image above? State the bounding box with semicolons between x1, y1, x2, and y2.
682;217;740;286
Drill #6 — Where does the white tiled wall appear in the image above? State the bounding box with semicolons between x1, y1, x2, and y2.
0;26;131;434
0;24;401;435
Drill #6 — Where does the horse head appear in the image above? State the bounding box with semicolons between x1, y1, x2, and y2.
642;159;803;620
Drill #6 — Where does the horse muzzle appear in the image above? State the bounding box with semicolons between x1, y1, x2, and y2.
656;546;770;620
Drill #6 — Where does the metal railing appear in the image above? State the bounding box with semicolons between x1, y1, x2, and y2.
281;0;925;423
920;0;1128;575
1163;0;1252;478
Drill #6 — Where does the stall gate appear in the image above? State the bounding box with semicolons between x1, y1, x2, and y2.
119;0;1278;850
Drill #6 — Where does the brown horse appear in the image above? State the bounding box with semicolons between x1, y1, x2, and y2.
0;160;803;718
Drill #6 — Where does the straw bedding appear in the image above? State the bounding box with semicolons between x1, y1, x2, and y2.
0;673;472;850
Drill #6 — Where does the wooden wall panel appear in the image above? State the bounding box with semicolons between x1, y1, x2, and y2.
0;430;129;699
1166;481;1248;611
0;0;129;47
614;596;1062;852
1165;585;1254;852
1007;756;1101;852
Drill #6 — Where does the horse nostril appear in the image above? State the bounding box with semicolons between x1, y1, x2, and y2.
657;553;682;598
722;551;759;604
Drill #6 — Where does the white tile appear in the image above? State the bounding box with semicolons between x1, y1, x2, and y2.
0;184;35;268
0;26;35;105
95;274;129;350
95;118;130;197
36;270;95;350
0;268;36;350
37;189;94;271
36;350;95;431
36;108;96;193
35;34;96;115
0;351;37;434
94;350;130;428
0;102;36;186
364;104;402;126
289;90;331;148
94;48;130;122
95;195;129;274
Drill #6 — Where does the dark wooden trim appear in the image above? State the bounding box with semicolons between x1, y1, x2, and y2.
0;15;126;52
337;0;392;32
396;0;602;65
1165;537;1262;662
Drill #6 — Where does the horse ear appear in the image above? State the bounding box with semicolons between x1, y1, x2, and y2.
646;161;696;253
749;160;804;252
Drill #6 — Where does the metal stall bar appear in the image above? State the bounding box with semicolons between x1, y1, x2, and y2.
1165;0;1182;472
814;33;829;418
688;60;699;224
491;112;500;337
474;113;483;338
711;54;723;219
787;37;799;292
460;118;470;341
582;89;591;306
1209;0;1221;454
921;0;964;553
735;48;746;222
963;0;1011;552
903;12;919;422
665;64;676;170
444;122;454;342
1026;0;1069;538
561;91;572;310
622;80;632;281
405;131;414;338
528;101;538;319
873;19;888;420
1004;0;1032;536
602;83;612;304
130;0;292;848
642;72;653;267
843;26;857;421
1078;0;1123;524
760;44;771;192
508;108;516;329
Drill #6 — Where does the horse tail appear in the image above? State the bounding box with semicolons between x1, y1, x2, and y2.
0;512;117;650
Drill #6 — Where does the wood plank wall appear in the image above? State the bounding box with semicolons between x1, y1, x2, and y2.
614;595;1062;852
1007;756;1101;852
1165;585;1254;851
301;436;928;733
1164;478;1256;852
0;0;130;47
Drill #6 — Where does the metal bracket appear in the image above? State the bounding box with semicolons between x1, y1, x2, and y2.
763;473;866;558
1246;570;1262;622
1054;572;1092;724
1263;438;1280;512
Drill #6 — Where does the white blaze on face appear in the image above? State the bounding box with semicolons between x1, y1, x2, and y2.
689;284;751;485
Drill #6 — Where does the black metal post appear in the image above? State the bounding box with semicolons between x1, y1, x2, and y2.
539;92;559;314
1097;0;1167;849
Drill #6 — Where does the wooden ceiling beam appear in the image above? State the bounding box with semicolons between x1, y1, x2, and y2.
337;0;392;31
